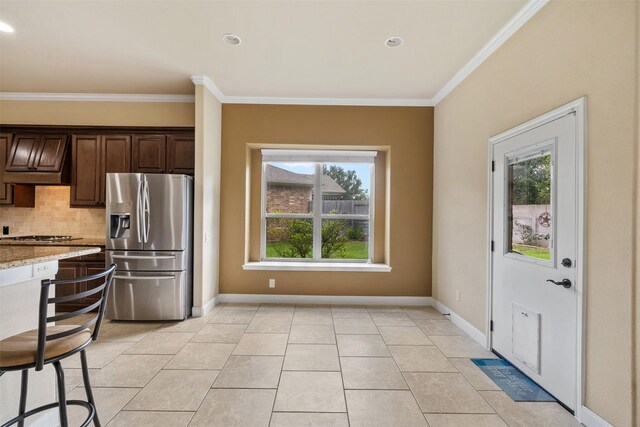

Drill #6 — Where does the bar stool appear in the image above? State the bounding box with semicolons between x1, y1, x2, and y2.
0;263;117;427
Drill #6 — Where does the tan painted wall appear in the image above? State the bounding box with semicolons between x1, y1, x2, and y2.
0;100;194;127
192;86;222;309
220;104;433;296
633;0;639;422
433;1;637;425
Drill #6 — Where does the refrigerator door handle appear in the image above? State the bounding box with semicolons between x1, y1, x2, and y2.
111;255;176;260
113;275;176;281
136;178;143;242
143;177;151;243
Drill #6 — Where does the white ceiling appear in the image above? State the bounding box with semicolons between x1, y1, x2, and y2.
0;0;529;102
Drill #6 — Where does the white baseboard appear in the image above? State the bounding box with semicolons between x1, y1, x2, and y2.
191;296;218;317
579;406;613;427
216;293;432;306
431;299;488;347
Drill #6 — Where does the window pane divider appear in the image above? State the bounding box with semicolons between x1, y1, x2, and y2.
320;214;370;220
312;163;322;259
266;213;315;219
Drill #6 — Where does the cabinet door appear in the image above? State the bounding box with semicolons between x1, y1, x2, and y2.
55;262;84;312
101;135;132;204
132;134;166;173
83;262;107;307
0;133;14;205
33;134;69;172
71;135;102;207
167;134;195;174
6;134;40;171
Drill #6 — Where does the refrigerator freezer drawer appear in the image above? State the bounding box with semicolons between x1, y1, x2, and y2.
106;250;186;271
106;271;188;320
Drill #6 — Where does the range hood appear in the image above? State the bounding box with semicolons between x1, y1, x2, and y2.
3;134;71;185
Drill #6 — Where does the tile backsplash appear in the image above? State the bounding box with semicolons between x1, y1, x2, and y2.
0;186;105;237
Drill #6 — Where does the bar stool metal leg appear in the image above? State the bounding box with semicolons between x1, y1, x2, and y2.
17;370;28;427
52;361;68;427
80;349;100;427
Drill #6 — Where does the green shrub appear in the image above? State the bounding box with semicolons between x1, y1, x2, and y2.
322;219;348;258
347;226;365;241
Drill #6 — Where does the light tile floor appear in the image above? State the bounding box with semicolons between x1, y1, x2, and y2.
59;304;580;427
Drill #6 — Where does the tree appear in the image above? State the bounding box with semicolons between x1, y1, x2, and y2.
322;165;368;200
511;156;551;205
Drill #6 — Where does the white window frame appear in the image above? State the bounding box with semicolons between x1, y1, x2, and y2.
260;149;376;263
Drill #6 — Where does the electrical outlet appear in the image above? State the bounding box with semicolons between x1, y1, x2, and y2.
268;279;276;289
455;290;461;302
33;263;52;276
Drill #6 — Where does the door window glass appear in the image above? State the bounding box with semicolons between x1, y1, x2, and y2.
507;150;553;261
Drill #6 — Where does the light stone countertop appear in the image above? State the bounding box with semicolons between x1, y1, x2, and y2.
0;246;101;270
0;237;106;247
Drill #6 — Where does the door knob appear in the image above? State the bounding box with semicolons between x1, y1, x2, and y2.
546;279;572;289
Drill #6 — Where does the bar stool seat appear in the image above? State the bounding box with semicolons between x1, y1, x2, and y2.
0;326;91;368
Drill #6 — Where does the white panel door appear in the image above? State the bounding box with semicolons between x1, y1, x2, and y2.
491;113;578;410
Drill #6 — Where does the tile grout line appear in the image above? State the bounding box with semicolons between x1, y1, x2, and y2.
332;304;352;427
267;303;294;426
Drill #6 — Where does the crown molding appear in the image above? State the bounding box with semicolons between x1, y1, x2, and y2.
190;75;225;102
223;96;434;107
0;92;194;103
189;74;432;106
432;0;549;105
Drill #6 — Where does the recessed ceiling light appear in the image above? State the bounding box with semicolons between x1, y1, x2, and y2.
385;36;403;48
222;33;241;46
0;21;14;33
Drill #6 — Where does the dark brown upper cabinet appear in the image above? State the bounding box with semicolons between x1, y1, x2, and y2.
133;134;194;175
0;133;36;207
0;132;14;205
71;134;131;207
167;134;195;174
133;134;167;173
6;134;68;172
3;133;71;185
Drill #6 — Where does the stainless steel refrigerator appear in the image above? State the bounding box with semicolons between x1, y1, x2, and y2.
105;173;193;320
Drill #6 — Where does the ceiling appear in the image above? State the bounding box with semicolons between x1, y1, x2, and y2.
0;0;528;102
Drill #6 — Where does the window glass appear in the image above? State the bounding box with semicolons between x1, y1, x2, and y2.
321;218;369;260
266;218;313;259
507;151;553;261
262;152;375;262
321;163;371;215
266;162;315;214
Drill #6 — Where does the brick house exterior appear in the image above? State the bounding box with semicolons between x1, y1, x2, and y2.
267;185;312;213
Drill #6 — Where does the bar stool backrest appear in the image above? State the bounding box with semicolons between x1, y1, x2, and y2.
35;263;117;370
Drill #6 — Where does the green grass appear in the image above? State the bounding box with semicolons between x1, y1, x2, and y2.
512;244;551;260
266;241;368;259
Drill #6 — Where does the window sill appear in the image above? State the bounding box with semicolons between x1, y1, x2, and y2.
242;261;392;273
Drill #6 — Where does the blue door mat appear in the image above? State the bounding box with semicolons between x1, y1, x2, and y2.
472;358;556;402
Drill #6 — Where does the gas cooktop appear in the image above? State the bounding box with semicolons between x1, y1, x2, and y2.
1;235;81;242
